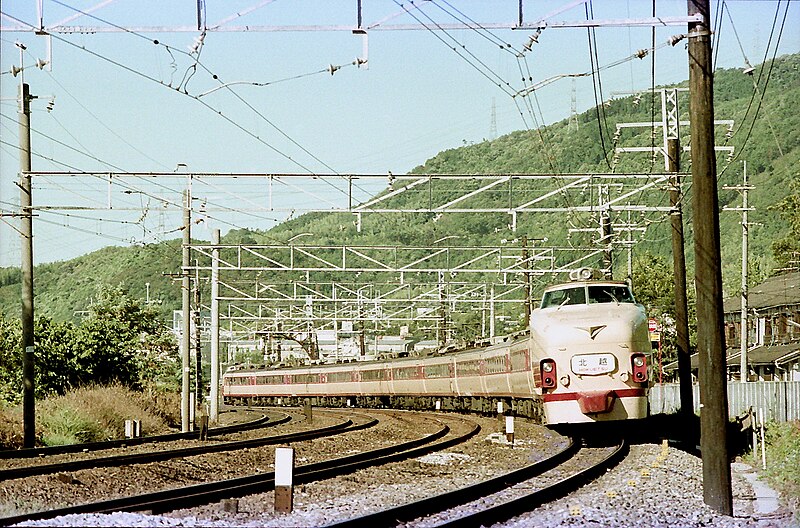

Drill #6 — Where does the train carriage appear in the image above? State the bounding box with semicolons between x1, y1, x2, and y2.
530;269;650;424
222;269;650;426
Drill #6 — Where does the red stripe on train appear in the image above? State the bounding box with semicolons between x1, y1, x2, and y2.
542;388;646;402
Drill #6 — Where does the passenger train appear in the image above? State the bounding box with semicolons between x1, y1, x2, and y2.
222;269;651;425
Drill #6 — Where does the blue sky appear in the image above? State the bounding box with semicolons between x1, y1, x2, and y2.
1;0;798;266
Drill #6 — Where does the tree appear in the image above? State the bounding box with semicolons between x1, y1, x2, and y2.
74;284;178;389
0;314;21;403
0;284;179;404
771;175;800;270
631;252;697;372
34;317;79;397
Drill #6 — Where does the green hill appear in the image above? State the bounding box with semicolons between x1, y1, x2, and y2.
1;53;798;325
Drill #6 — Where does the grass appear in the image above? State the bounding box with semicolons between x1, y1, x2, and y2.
0;384;181;448
747;420;800;520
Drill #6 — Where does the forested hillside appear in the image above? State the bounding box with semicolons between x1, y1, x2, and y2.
0;53;798;323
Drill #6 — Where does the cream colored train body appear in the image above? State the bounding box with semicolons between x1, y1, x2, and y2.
532;276;651;424
222;274;651;426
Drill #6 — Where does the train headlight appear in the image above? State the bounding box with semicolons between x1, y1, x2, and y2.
631;353;648;383
540;359;557;389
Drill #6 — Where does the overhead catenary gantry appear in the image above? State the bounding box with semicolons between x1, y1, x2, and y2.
213;279;531;338
24;169;680;337
25;171;681;232
188;242;613;341
1;2;703;35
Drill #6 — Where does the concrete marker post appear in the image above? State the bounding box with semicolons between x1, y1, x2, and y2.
274;447;295;513
505;415;514;445
304;400;313;424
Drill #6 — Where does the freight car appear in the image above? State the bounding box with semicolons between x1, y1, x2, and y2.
222;269;650;425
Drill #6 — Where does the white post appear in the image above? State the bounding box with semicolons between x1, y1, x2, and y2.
759;408;766;470
275;447;295;513
505;415;515;445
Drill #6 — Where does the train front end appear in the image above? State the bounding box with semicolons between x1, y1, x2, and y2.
531;272;651;425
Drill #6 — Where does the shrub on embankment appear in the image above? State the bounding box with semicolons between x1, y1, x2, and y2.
0;384;180;449
747;420;800;519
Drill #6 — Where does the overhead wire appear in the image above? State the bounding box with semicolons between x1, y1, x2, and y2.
585;1;612;171
46;0;370;198
391;0;516;97
429;0;565;176
3;28;353;246
412;0;568;211
720;0;786;158
0;108;264;239
719;0;790;176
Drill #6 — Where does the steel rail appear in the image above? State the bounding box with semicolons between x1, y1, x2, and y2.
437;438;628;528
0;416;478;525
327;437;580;528
0;412;283;460
0;416;357;481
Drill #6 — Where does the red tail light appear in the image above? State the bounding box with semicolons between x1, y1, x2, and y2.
540;359;557;389
631;353;648;383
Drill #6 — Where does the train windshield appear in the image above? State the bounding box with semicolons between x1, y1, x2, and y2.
541;287;586;308
587;285;635;304
540;284;635;308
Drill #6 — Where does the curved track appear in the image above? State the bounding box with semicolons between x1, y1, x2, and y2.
0;413;479;525
0;413;348;480
329;438;627;528
0;411;279;460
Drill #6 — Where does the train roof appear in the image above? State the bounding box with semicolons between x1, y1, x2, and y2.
542;280;630;292
224;332;531;375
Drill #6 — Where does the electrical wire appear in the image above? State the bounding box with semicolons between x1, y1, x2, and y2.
45;0;371;197
720;0;790;175
585;1;612;171
391;0;515;97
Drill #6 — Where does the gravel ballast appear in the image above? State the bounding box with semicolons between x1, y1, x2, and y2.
6;411;795;527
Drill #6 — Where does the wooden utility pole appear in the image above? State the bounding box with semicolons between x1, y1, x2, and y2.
210;229;220;423
18;79;36;449
181;189;191;432
667;138;694;423
687;0;732;515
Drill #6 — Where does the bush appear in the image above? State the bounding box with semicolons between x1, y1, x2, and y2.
37;405;105;445
764;421;800;514
0;384;178;448
0;403;22;448
749;421;800;518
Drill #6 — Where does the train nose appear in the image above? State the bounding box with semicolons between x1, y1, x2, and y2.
576;390;615;414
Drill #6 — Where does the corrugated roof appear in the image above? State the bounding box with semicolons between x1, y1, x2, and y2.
663;342;800;370
723;272;800;313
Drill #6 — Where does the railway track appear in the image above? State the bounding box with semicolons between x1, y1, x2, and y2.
0;410;279;460
329;437;627;528
0;413;349;480
0;412;478;526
